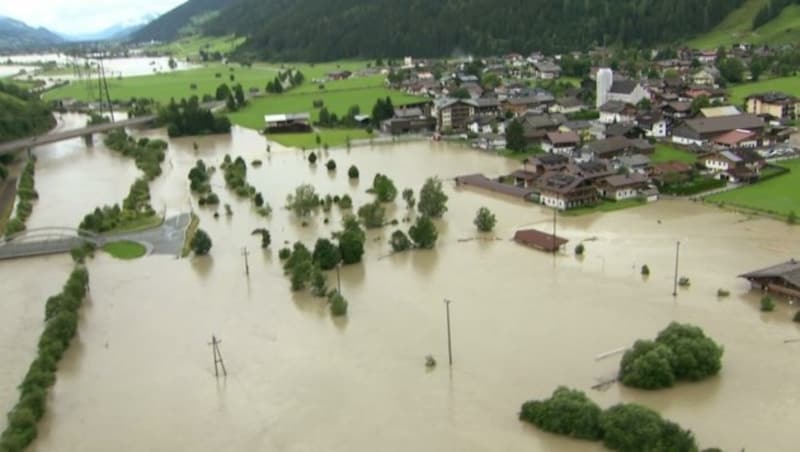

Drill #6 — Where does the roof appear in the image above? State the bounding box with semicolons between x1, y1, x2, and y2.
546;131;580;145
713;129;757;146
700;106;741;118
609;80;638;95
562;120;592;131
455;174;535;199
602;173;650;188
616;154;651;167
513;229;569;252
587;136;634;155
599;100;632;114
682;114;764;135
746;92;798;104
606;122;638;137
665;101;692;113
526;153;569;167
534;61;562;73
435;97;477;110
556;96;585;108
474;98;500;108
651;161;693;174
739;259;800;288
264;113;311;122
395;107;423;118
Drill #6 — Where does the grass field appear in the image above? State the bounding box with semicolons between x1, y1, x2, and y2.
651;144;697;164
107;215;163;234
687;0;769;48
729;77;800;105
103;240;147;259
706;159;800;218
149;35;246;59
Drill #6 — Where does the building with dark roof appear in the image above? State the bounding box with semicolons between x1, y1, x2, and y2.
740;259;800;298
513;229;568;253
745;92;799;120
672;114;765;146
607;80;649;105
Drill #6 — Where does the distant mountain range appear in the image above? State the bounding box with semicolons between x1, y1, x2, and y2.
0;16;64;51
61;14;159;42
130;0;240;43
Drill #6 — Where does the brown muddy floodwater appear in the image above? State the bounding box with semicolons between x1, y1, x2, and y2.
1;115;799;451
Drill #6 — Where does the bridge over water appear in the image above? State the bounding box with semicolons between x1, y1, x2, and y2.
0;227;105;260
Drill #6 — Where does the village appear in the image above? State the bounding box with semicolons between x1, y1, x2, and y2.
299;47;800;213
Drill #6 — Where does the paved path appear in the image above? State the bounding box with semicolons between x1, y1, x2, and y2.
107;213;192;257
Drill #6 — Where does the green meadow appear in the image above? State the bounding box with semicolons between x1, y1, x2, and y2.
729;77;800;106
707;159;800;218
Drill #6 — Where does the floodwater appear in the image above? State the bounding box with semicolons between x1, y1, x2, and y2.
1;116;799;451
3;54;195;84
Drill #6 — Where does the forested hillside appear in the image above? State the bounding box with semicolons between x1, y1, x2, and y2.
0;16;63;50
0;82;55;144
203;0;746;60
131;0;240;43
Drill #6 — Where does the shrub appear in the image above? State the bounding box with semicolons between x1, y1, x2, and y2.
329;292;348;316
357;201;386;229
191;229;212;255
409;215;438;249
474;206;496;232
390;230;412;252
601;403;697;452
338;216;365;264
418;177;448;218
760;295;775;312
348;165;359;179
372;173;398;202
619;340;676;390
278;248;291;260
641;265;650;276
313;238;341;270
326;160;336;171
575;243;585;256
310;266;328;297
519;387;603;440
308;152;317;164
339;194;353;210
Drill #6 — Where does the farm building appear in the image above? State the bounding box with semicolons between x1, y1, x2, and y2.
264;113;312;133
739;259;800;299
513;229;568;253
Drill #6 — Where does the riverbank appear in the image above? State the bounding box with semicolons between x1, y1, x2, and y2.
0;177;17;234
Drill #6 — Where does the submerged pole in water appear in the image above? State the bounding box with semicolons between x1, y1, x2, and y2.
444;299;453;366
242;247;250;277
208;335;227;378
672;241;681;297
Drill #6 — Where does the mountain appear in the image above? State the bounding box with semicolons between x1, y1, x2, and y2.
131;0;241;43
0;16;64;50
688;0;800;48
0;81;54;144
63;15;158;42
202;0;748;61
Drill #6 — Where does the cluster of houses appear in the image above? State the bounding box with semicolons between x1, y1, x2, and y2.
375;49;799;210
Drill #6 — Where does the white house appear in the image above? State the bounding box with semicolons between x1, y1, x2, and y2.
636;112;668;138
597;174;649;201
541;131;580;156
599;101;636;124
607;80;650;106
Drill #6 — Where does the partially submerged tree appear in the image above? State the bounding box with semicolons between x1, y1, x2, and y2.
286;184;320;218
191;229;212;256
409;216;438;249
474;207;496;232
418;177;448;218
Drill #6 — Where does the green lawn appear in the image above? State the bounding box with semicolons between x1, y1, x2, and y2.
688;0;800;48
150;35;246;59
729;77;800;106
651;144;697;164
562;199;647;216
102;240;147;259
106;215;163;234
268;129;373;149
706;159;800;218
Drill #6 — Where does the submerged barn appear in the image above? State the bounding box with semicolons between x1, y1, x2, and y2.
739;259;800;299
513;229;568;253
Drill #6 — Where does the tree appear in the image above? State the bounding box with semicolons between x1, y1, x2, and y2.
372;173;398;202
409;216;438;249
339;194;353;209
575;243;585;255
168;57;177;70
718;58;745;84
402;188;415;209
338;216;365;264
619;340;676;390
326;159;336;171
451;87;470;99
348;165;359;179
506;119;526;152
637;98;652;110
749;57;767;82
252;228;271;248
286;184;320;218
215;83;231;101
329;291;348;316
690;95;710;116
308;152;317;164
601;404;696;452
418;177;448;218
191;229;212;255
474;207;496;232
226;93;237;112
761;295;775;312
481;73;501;89
233;84;246;106
390;230;412;252
519;387;604;440
655;322;724;381
357;201;386;228
310;265;328;296
313;238;341;270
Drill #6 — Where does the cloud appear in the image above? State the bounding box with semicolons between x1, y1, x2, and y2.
0;0;184;35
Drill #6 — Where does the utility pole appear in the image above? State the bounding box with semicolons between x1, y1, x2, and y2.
241;247;250;276
552;206;558;254
98;56;115;123
336;262;342;294
208;335;227;378
672;241;681;297
444;299;453;366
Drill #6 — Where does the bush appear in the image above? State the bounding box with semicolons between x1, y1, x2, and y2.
641;265;650;276
418;177;448;218
191;229;212;255
619;340;676;390
519;387;603;440
308;152;317;164
760;295;775;312
601;403;697;452
339;194;353;210
348;165;359;179
313;238;341;270
338;216;365;264
409;215;438;249
575;243;585;256
278;248;291;260
390;230;412;252
372;173;398;202
329;291;348;316
326;160;336;171
358;201;386;229
474;206;496;232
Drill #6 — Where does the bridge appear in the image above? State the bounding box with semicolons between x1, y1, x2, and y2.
0;116;156;156
0;227;106;260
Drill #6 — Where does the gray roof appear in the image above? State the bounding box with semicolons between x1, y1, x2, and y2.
602;173;649;188
395;107;423;118
610;80;638;94
682;114;765;135
599;100;631;114
563;120;592;130
740;259;800;288
556;96;585;108
534;61;562;73
615;154;651;167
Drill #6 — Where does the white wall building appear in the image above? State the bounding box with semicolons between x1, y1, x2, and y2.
596;68;613;109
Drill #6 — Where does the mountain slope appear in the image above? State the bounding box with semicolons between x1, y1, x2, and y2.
130;0;240;43
0;16;64;50
689;0;800;48
0;83;55;144
203;0;747;61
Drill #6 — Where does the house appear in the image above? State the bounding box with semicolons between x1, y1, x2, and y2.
607;80;650;105
739;259;800;299
597;174;650;201
382;108;436;134
684;86;727;104
671;114;765;146
535;172;599;210
712;129;758;149
473;98;501;119
745;92;800;120
542;131;580;156
662;101;692;120
533;60;562;79
700;106;741;118
691;67;720;86
523;154;570;175
503;93;556;116
605;122;645;139
327;71;352;80
695;50;718;64
521;113;565;143
584;136;654;160
613;154;651;174
649;161;693;184
702;148;765;182
474;134;507;151
459;82;484;99
433;98;476;132
264;113;312;133
513;229;568;253
561;120;603;142
550;97;586;115
636;111;668;138
599;100;637;124
468;117;505;135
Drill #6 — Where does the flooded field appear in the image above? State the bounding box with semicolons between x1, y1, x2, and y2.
1;117;799;451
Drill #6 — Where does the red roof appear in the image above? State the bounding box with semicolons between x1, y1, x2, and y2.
713;129;756;146
513;229;568;252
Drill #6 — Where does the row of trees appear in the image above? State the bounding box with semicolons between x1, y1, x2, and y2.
619;322;724;390
221;155;271;217
317;104;365;128
265;69;305;93
158;96;232;138
187;159;220;206
0;266;89;452
4;158;38;236
104;129;168;180
78;179;156;233
519;387;701;451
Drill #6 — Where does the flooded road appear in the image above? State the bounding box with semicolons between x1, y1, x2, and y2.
1;119;799;451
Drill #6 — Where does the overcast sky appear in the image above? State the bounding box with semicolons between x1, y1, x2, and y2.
0;0;185;35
